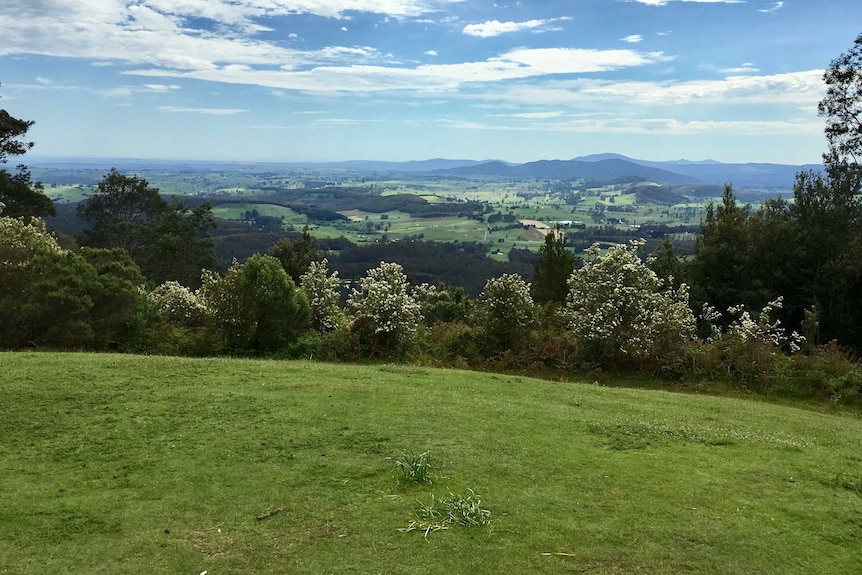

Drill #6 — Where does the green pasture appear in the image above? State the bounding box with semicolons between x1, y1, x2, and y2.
1;353;860;574
45;185;92;204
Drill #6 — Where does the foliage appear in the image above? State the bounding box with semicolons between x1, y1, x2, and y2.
78;247;145;348
699;297;804;386
299;258;344;331
532;225;575;304
647;237;686;290
420;283;472;325
0;103;55;221
476;273;537;352
199;255;310;353
0;166;55;222
148;280;208;327
135;202;217;287
269;226;323;285
0;210;61;267
393;450;433;484
688;185;762;316
563;240;696;367
346;261;423;355
401;489;491;537
77;169;217;286
0;213;144;349
819;32;862;168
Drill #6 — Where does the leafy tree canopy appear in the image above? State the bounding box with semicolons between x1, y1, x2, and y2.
0;92;56;221
77;169;217;286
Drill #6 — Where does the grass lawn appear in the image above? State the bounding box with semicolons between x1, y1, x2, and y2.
1;353;860;574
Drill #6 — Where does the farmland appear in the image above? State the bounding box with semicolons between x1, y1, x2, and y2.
35;162;778;261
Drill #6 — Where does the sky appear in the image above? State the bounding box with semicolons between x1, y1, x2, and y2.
1;0;860;165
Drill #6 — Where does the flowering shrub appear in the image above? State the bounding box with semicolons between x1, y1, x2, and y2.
476;273;537;351
346;261;422;354
699;297;804;384
0;212;61;268
148;281;208;327
562;240;696;366
300;258;344;331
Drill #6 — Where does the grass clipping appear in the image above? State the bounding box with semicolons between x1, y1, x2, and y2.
399;489;491;538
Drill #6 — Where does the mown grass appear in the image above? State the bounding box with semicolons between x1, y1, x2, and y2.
1;352;860;574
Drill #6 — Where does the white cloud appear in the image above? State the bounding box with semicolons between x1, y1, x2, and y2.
484;70;824;109
438;116;821;137
462;17;572;38
159;106;246;115
759;2;784;14
102;83;180;97
620;35;643;43
634;0;744;5
35;76;52;85
126;48;667;93
425;50;438;56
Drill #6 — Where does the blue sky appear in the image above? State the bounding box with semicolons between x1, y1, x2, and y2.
1;0;859;164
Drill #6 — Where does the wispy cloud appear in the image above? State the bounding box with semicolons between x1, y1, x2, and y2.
482;70;824;108
102;84;180;97
126;48;670;94
634;0;744;5
159;106;246;115
759;2;785;14
620;35;643;43
438;116;821;137
462;17;572;38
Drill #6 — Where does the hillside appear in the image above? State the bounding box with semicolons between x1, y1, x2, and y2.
436;158;696;184
2;353;860;574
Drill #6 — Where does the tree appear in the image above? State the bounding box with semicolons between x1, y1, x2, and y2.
77;169;217;286
819;33;862;169
0;97;55;221
269;226;323;285
689;185;759;317
199;255;311;353
532;225;575;305
647;238;686;291
0;209;144;349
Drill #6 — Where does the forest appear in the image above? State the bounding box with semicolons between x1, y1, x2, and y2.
2;34;862;404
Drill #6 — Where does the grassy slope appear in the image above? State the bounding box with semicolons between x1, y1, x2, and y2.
1;353;860;574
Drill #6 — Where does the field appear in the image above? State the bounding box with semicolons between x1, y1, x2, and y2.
37;165;758;255
2;353;860;574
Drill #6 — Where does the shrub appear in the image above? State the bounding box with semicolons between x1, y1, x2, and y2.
346;261;422;356
699;297;805;387
476;273;537;352
199;255;311;353
300;258;344;331
148;281;208;327
563;240;696;368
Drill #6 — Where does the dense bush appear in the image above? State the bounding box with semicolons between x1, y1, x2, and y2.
562;240;696;368
475;273;537;353
346;261;423;356
199;255;310;353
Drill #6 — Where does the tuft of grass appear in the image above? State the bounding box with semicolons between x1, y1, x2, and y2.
394;450;433;484
401;489;491;537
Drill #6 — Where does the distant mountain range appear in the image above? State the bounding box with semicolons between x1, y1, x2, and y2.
30;153;822;189
429;153;821;189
